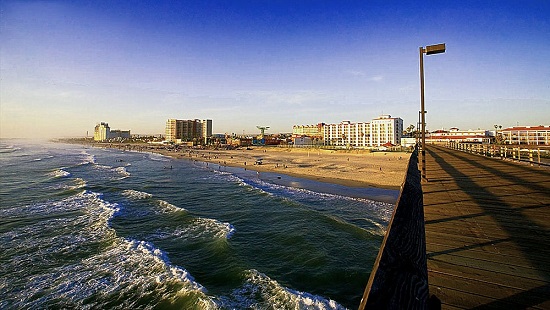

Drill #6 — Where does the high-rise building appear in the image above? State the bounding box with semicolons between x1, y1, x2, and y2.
202;119;212;139
94;122;110;141
165;119;212;143
370;114;403;147
94;122;131;141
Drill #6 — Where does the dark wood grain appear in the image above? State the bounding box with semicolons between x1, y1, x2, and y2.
359;148;429;309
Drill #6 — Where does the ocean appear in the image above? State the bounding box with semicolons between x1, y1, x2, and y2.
0;140;397;309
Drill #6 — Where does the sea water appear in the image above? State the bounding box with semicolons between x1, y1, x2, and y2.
0;141;397;309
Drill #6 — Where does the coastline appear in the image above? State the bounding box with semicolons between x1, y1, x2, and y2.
85;142;410;192
159;148;408;190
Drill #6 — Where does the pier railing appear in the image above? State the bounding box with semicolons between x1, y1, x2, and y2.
359;147;429;309
444;141;550;167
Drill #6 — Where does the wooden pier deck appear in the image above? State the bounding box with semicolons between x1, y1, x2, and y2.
423;145;550;309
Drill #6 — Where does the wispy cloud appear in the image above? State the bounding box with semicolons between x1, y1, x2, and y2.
347;70;366;77
369;75;383;82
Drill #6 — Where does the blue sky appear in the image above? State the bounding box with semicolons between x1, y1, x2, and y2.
1;1;549;138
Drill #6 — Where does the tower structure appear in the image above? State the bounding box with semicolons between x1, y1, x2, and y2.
256;126;270;139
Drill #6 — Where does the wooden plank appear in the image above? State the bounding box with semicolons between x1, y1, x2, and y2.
427;259;547;291
428;254;546;282
429;271;550;309
426;242;550;273
421;145;550;309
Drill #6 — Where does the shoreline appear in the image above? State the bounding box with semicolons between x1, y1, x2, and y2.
85;142;410;192
160;147;409;191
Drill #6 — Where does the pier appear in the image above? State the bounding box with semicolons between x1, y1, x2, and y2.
423;144;550;308
360;144;550;309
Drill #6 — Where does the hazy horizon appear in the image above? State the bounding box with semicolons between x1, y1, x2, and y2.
1;1;549;139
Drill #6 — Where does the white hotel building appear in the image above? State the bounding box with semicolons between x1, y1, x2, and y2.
322;115;403;148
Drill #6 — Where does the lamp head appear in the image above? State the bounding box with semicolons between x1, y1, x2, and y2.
425;43;446;55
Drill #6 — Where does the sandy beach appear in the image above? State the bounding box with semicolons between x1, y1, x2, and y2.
150;146;411;190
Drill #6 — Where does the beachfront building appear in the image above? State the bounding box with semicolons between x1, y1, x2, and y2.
202;119;213;141
500;126;550;145
93;122;131;142
292;123;324;139
370;115;403;147
94;122;110;141
322;115;403;148
428;128;493;144
292;123;324;146
323;121;372;148
165;119;212;144
110;130;131;140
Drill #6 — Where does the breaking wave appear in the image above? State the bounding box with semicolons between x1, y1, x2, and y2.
217;269;345;309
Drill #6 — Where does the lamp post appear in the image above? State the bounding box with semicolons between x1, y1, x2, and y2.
420;43;445;181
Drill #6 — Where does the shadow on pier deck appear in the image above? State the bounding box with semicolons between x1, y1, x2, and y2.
423;144;550;309
359;144;550;309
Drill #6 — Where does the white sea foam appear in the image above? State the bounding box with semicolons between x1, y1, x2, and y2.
49;168;71;178
217;269;345;309
1;191;214;309
123;239;206;292
94;164;113;169
149;152;171;162
0;144;21;153
121;189;153;200
238;176;393;222
114;166;130;178
78;151;96;165
156;199;187;213
194;218;236;239
34;155;55;161
69;178;87;190
0;190;116;219
157;217;235;241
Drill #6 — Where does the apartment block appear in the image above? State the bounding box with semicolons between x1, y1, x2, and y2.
322;115;403;148
165;119;212;143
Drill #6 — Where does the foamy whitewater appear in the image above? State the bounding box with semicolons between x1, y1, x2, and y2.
0;141;397;309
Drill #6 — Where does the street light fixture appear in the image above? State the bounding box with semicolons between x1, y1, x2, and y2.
420;43;445;181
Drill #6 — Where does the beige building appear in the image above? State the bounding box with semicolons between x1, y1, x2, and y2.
165;119;212;143
94;122;131;142
94;122;110;141
292;123;324;139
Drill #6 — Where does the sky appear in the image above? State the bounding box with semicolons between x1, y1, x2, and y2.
1;0;549;138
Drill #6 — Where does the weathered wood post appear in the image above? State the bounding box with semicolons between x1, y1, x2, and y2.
529;150;534;166
359;146;428;309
